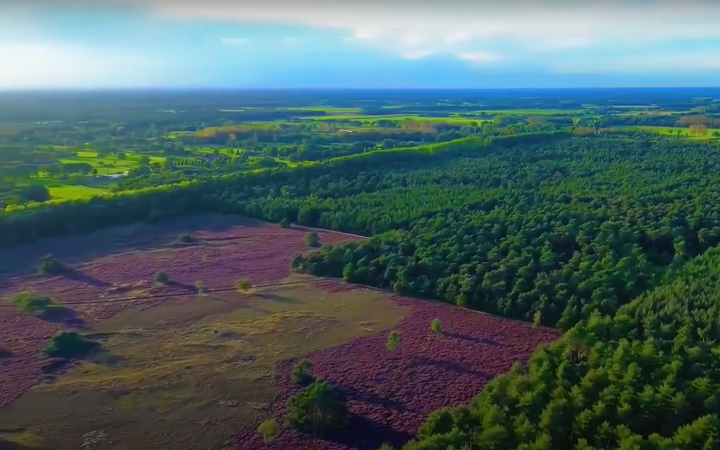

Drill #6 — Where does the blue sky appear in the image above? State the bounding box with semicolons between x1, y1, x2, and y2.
2;0;720;89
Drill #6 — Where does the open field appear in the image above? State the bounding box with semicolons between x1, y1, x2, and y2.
0;215;556;450
606;125;720;139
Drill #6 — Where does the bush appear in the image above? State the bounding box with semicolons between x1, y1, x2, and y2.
176;234;197;244
18;185;50;203
236;278;252;292
286;381;348;436
386;331;400;351
38;254;67;276
194;281;205;295
431;318;443;334
257;420;280;443
155;271;170;284
291;359;316;386
305;232;321;248
12;292;62;316
43;331;97;358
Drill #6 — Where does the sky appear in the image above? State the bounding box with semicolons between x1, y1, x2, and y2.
2;0;720;89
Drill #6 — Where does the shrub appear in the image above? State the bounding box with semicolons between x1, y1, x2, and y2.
38;254;67;276
43;331;97;358
305;232;321;248
431;318;443;334
291;359;316;386
176;234;197;244
194;281;205;295
386;331;400;351
279;218;290;228
257;420;280;443
12;293;62;316
286;381;348;436
236;278;252;292
155;271;170;284
378;445;395;450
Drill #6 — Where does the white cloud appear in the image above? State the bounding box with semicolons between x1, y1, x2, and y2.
221;38;248;46
457;53;500;63
91;0;720;62
0;42;159;88
553;51;720;74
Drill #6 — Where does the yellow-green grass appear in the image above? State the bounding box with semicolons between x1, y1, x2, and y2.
48;185;110;201
284;106;363;115
474;109;592;116
0;276;410;450
58;151;166;175
607;125;720;139
307;115;491;126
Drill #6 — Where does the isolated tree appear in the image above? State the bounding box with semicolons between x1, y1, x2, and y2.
38;254;67;276
12;293;61;316
257;420;279;443
43;331;97;358
386;331;400;351
236;278;253;292
292;359;316;386
431;318;443;334
286;381;348;436
305;232;321;248
194;281;205;296
155;271;170;284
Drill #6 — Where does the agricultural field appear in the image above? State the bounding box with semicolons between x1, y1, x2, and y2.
0;215;554;450
2;91;720;208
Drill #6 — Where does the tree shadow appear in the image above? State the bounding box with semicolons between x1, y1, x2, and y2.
324;415;414;450
62;269;112;289
0;440;37;450
41;307;87;329
444;331;499;346
414;356;494;379
338;385;405;412
41;357;73;375
254;292;300;304
167;280;198;293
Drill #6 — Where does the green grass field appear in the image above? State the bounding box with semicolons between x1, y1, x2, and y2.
48;185;110;200
606;125;720;139
306;115;491;126
59;151;166;175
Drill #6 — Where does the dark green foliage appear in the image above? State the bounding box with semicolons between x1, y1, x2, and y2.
12;292;62;316
286;381;348;436
305;232;321;248
298;137;720;330
291;359;316;386
406;247;720;450
17;185;50;203
279;218;291;228
176;234;197;244
257;420;279;443
154;271;170;284
43;331;97;358
38;254;67;276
